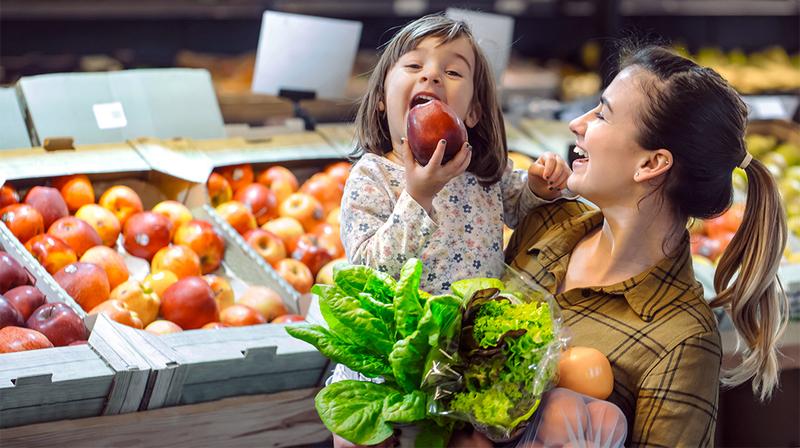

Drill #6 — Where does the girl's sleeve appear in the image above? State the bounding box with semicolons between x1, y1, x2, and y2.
499;159;555;229
340;162;438;273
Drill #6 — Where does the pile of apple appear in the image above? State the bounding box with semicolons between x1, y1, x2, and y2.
1;251;87;353
208;161;350;293
0;176;299;336
690;203;744;264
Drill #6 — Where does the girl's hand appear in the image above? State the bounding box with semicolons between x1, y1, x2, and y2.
403;138;471;215
527;152;572;200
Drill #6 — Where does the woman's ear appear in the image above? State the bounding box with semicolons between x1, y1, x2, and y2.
378;100;385;112
634;149;673;183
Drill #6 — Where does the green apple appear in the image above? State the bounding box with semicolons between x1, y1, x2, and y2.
775;143;800;166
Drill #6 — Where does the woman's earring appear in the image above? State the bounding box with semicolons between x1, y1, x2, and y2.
635;171;640;178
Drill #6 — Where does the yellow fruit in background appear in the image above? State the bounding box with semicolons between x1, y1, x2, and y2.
143;270;179;299
316;258;347;285
109;279;161;326
508;152;535;171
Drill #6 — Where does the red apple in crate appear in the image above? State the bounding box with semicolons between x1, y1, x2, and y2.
314;223;344;258
25;234;78;275
89;299;144;329
123;212;172;261
160;276;219;330
207;172;233;208
234;183;278;225
145;319;183;335
292;234;333;277
262;217;304;254
152;200;193;238
238;286;287;322
109;279;160;327
0;326;53;353
201;321;228;330
75;204;121;247
278;193;324;232
80;246;129;290
53;262;110;312
24;186;69;229
316;258;347;285
220;304;267;327
203;274;234;311
53;174;95;213
257;166;298;204
325;161;351;186
151;245;202;280
0;184;19;208
300;173;344;214
272;314;305;324
174;220;226;274
48;216;103;257
69;339;88;346
0;251;31;293
326;207;341;227
274;258;313;295
215;201;257;236
244;229;286;266
0;203;45;243
26;302;86;346
4;286;46;321
406;98;467;166
99;185;144;227
143;270;179;299
0;297;24;329
217;164;254;194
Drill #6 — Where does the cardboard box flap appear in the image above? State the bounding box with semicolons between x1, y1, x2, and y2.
129;138;214;184
0;88;32;149
194;132;346;167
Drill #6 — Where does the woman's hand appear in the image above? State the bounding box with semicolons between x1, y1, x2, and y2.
403;138;471;215
527;152;572;200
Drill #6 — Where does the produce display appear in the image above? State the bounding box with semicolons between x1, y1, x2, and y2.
686;46;800;94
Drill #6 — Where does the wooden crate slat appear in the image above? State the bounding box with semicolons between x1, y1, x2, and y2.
179;369;321;405
0;376;112;412
0;398;107;429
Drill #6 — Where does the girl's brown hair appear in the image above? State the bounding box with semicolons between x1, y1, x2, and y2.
621;46;788;400
352;14;507;185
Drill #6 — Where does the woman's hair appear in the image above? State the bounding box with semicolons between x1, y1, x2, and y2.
352;13;507;185
620;45;788;401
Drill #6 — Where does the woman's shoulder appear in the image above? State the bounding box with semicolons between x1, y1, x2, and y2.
506;199;598;256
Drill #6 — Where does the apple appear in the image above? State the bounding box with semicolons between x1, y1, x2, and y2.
300;173;344;214
257;166;298;205
26;302;86;346
24;186;69;229
160;276;219;330
278;193;325;232
272;314;305;324
89;299;144;329
220;304;266;327
704;204;744;239
234;183;278;226
109;279;160;326
143;270;179;299
123;211;173;261
80;246;130;290
151;245;202;279
3;286;46;321
238;286;287;321
69;339;88;346
292;234;333;277
24;234;78;275
326;207;341;227
201;321;229;330
325;161;351;186
316;258;347;285
145;320;183;335
0;296;24;329
217;164;254;194
173;220;226;274
0;251;31;293
48;216;103;257
53;174;95;213
75;204;121;247
203;274;234;311
313;223;344;258
215;201;257;236
274;258;313;294
99;185;144;226
406;98;467;165
53;262;110;312
152;200;193;237
243;229;286;266
262;217;304;254
0;203;45;243
207;172;233;208
0;326;53;353
0;184;19;208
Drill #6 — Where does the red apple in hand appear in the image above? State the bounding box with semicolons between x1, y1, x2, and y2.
406;98;467;166
24;186;69;229
0;297;24;329
123;212;173;261
161;276;219;330
4;286;46;320
48;216;103;257
25;234;78;275
26;302;87;346
1;203;45;243
234;184;278;226
0;251;31;293
0;326;53;353
244;229;286;266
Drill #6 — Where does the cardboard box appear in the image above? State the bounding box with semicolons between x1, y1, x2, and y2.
0;88;32;150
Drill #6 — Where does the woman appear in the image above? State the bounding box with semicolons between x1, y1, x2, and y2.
494;45;787;447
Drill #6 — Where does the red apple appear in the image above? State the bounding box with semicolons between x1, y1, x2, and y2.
278;193;324;232
24;186;69;229
152;200;193;238
173;220;226;274
53;262;110;312
238;286;287;322
325;161;351;186
151;245;202;279
48;216;103;257
3;285;46;321
203;274;234;311
215;201;257;236
0;203;45;243
313;223;344;258
274;258;313;294
160;276;219;330
262;217;304;254
25;234;78;275
80;246;129;291
256;166;299;193
123;212;173;261
0;326;53;353
145;319;183;335
201;321;229;330
75;204;121;247
217;164;254;194
69;339;88;346
207;172;233;208
0;251;31;293
53;174;95;213
98;185;144;227
89;299;144;329
234;183;278;225
272;314;305;324
292;234;333;277
244;228;286;266
26;302;86;346
219;304;267;327
0;184;19;208
0;296;24;329
406;98;467;165
300;173;344;214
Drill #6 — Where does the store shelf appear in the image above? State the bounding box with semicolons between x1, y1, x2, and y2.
621;0;800;16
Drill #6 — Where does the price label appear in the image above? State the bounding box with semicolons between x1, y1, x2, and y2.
92;102;127;130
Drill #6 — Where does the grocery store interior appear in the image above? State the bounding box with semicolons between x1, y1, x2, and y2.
0;1;798;447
